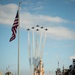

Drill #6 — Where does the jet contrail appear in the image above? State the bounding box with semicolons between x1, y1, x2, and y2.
32;31;35;59
41;28;48;58
32;31;36;67
33;33;40;67
28;31;34;75
35;34;38;59
28;31;32;68
39;31;43;58
41;32;47;58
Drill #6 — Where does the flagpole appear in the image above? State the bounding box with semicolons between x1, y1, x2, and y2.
18;2;21;75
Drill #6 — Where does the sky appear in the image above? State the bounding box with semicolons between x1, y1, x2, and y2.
0;0;75;75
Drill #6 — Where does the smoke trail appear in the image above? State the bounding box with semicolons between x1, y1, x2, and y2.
36;34;40;66
39;31;43;58
35;34;38;59
33;33;37;67
33;33;40;67
28;32;31;66
41;32;47;58
28;31;33;75
37;34;39;58
32;31;37;70
32;31;35;60
28;32;31;71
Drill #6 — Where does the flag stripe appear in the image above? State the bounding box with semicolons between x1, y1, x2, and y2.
14;19;18;21
9;10;19;42
13;22;18;25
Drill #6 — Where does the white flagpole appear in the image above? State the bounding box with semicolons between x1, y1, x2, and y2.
18;2;21;75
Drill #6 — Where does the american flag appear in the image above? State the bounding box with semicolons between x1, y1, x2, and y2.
9;10;19;42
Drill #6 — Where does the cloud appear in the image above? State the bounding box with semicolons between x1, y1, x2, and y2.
22;1;44;12
22;2;28;5
37;15;68;23
46;27;75;40
33;6;43;11
20;12;68;29
70;55;75;60
65;0;75;3
0;4;68;26
0;4;17;25
70;0;75;2
0;3;75;40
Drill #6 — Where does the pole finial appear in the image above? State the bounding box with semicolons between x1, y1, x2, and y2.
19;2;22;7
19;2;22;5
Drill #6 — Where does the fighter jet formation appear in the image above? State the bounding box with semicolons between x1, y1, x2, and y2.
27;25;48;32
27;25;48;75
